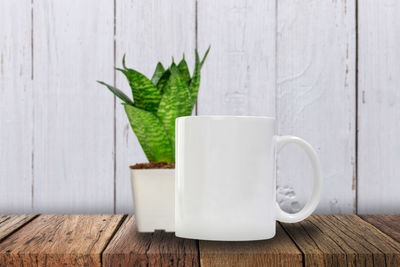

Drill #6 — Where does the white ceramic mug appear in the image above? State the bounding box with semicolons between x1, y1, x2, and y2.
175;116;322;241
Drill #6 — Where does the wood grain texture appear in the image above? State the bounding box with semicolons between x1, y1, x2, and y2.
0;215;123;267
358;0;400;213
199;224;302;267
32;0;115;213
282;215;400;266
103;216;199;267
276;0;356;214
115;0;196;213
0;0;33;212
0;215;36;241
197;0;276;116
361;215;400;243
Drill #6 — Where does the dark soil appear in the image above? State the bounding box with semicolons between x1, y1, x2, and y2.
130;162;175;169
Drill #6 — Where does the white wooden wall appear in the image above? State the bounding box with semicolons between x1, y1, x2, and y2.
358;0;400;213
0;0;398;214
276;0;356;214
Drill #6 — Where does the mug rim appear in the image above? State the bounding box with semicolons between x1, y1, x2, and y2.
177;115;275;121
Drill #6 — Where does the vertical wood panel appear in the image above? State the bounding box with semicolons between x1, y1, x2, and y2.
0;0;33;212
33;0;115;213
358;0;400;213
276;0;356;213
115;0;196;213
197;0;276;116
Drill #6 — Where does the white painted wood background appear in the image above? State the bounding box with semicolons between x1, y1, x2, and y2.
0;0;397;214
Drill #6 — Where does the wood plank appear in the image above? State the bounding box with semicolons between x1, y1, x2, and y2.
32;0;115;213
0;215;36;242
103;215;199;266
361;215;400;244
0;0;33;213
115;0;196;213
276;0;356;213
282;215;400;266
199;224;302;267
358;0;400;213
197;0;276;116
0;215;123;267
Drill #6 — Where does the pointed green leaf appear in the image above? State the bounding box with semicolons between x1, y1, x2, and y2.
200;45;211;69
188;50;201;110
124;104;174;163
156;61;178;93
186;47;210;110
97;81;134;106
157;64;192;153
122;54;128;69
116;68;162;113
177;57;191;85
151;62;165;85
156;69;171;94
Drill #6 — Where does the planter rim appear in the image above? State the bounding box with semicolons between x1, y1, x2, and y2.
177;115;275;121
130;168;175;172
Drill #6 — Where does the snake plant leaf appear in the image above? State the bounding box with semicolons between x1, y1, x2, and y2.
157;64;192;153
116;68;161;113
97;81;134;106
156;69;171;93
99;49;209;164
122;54;128;69
200;46;211;69
124;104;174;163
151;62;165;85
188;50;201;109
177;57;191;85
187;47;210;110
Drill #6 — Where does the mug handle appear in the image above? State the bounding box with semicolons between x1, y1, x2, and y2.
274;135;322;223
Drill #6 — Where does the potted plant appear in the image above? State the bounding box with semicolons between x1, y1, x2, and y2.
98;48;209;232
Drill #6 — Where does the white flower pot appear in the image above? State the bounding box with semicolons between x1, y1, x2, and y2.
130;168;175;232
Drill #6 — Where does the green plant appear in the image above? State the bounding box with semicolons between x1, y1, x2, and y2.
97;48;210;164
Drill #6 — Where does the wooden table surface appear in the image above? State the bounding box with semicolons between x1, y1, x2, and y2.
0;215;399;266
